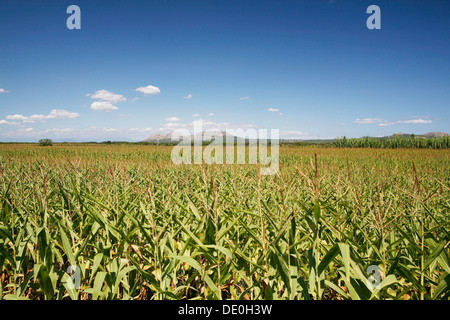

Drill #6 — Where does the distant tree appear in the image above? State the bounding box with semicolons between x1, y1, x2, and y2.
38;139;53;146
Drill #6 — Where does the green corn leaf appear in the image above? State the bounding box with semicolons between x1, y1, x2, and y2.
432;272;450;299
34;263;54;299
170;255;220;299
61;272;78;300
0;225;11;241
324;280;350;300
318;244;339;277
424;241;447;270
59;225;77;267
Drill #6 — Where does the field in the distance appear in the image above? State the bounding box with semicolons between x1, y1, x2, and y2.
0;144;449;300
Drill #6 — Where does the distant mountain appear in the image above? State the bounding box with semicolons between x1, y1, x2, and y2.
144;133;167;142
144;130;239;143
422;132;449;138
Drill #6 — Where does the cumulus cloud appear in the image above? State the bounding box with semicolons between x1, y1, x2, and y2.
47;109;80;119
87;89;126;112
90;101;119;112
164;122;182;128
0;120;20;125
192;114;200;117
7;114;45;122
135;85;161;95
184;94;193;99
90;89;126;103
208;113;214;116
5;109;80;123
165;116;180;122
0;88;10;93
268;108;279;112
6;114;28;121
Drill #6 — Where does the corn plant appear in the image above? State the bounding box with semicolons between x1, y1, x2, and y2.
0;144;449;300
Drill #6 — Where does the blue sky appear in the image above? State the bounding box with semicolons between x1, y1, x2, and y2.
0;0;449;142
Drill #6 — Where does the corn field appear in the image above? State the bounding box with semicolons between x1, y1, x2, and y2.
332;136;450;149
0;144;449;300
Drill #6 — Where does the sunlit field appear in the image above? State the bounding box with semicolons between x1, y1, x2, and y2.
0;144;449;300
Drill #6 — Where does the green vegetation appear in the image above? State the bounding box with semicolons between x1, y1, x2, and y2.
0;144;449;300
332;136;450;149
38;139;53;147
24;134;450;149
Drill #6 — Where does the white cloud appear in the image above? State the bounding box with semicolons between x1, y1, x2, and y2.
208;113;214;116
119;114;131;117
268;108;279;112
354;117;432;126
47;109;80;119
24;115;46;122
192;114;200;117
0;88;10;93
378;122;396;127
165;116;180;122
5;109;80;123
129;127;152;132
239;96;250;100
87;89;126;112
278;113;283;116
6;114;27;121
184;94;193;99
131;97;139;103
354;118;387;124
135;85;161;95
398;119;432;124
90;89;126;103
90;101;119;112
0;120;20;125
25;128;33;132
164;122;182;128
